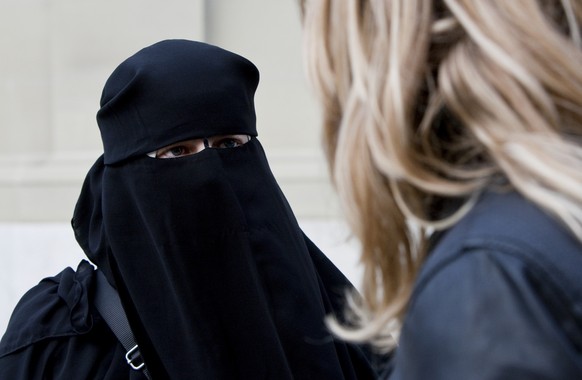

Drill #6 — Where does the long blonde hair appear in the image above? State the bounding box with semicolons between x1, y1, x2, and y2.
301;0;582;350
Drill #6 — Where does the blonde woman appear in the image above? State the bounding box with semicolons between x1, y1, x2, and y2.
301;0;582;378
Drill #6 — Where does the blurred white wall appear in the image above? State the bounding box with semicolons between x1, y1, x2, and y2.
0;2;362;334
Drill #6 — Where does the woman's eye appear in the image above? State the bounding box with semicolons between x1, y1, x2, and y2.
215;138;242;149
155;143;201;158
156;146;187;158
168;146;187;156
210;135;250;149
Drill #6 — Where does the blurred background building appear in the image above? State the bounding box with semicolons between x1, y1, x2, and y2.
0;1;361;333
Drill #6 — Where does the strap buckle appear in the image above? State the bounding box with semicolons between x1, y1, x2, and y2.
125;344;145;370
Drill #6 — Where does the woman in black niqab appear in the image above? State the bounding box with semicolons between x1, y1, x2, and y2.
71;40;376;379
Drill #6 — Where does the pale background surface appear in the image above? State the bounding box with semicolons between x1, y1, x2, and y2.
0;1;361;333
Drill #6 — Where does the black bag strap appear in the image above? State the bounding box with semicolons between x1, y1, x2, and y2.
94;269;152;379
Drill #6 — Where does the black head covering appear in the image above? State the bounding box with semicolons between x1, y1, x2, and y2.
97;39;258;165
72;40;376;379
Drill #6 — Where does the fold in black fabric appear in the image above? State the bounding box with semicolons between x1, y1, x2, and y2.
0;261;94;356
71;40;376;379
0;261;144;379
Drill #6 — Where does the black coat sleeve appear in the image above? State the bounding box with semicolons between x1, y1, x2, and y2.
387;249;582;379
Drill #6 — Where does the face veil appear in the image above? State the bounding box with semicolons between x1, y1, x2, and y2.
72;40;376;379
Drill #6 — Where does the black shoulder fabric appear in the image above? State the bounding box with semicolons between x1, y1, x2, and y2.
0;260;147;379
304;233;381;379
70;39;376;379
0;260;94;356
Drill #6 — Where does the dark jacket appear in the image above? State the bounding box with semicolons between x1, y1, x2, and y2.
388;191;582;379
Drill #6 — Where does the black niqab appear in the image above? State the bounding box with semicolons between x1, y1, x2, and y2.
72;40;376;379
